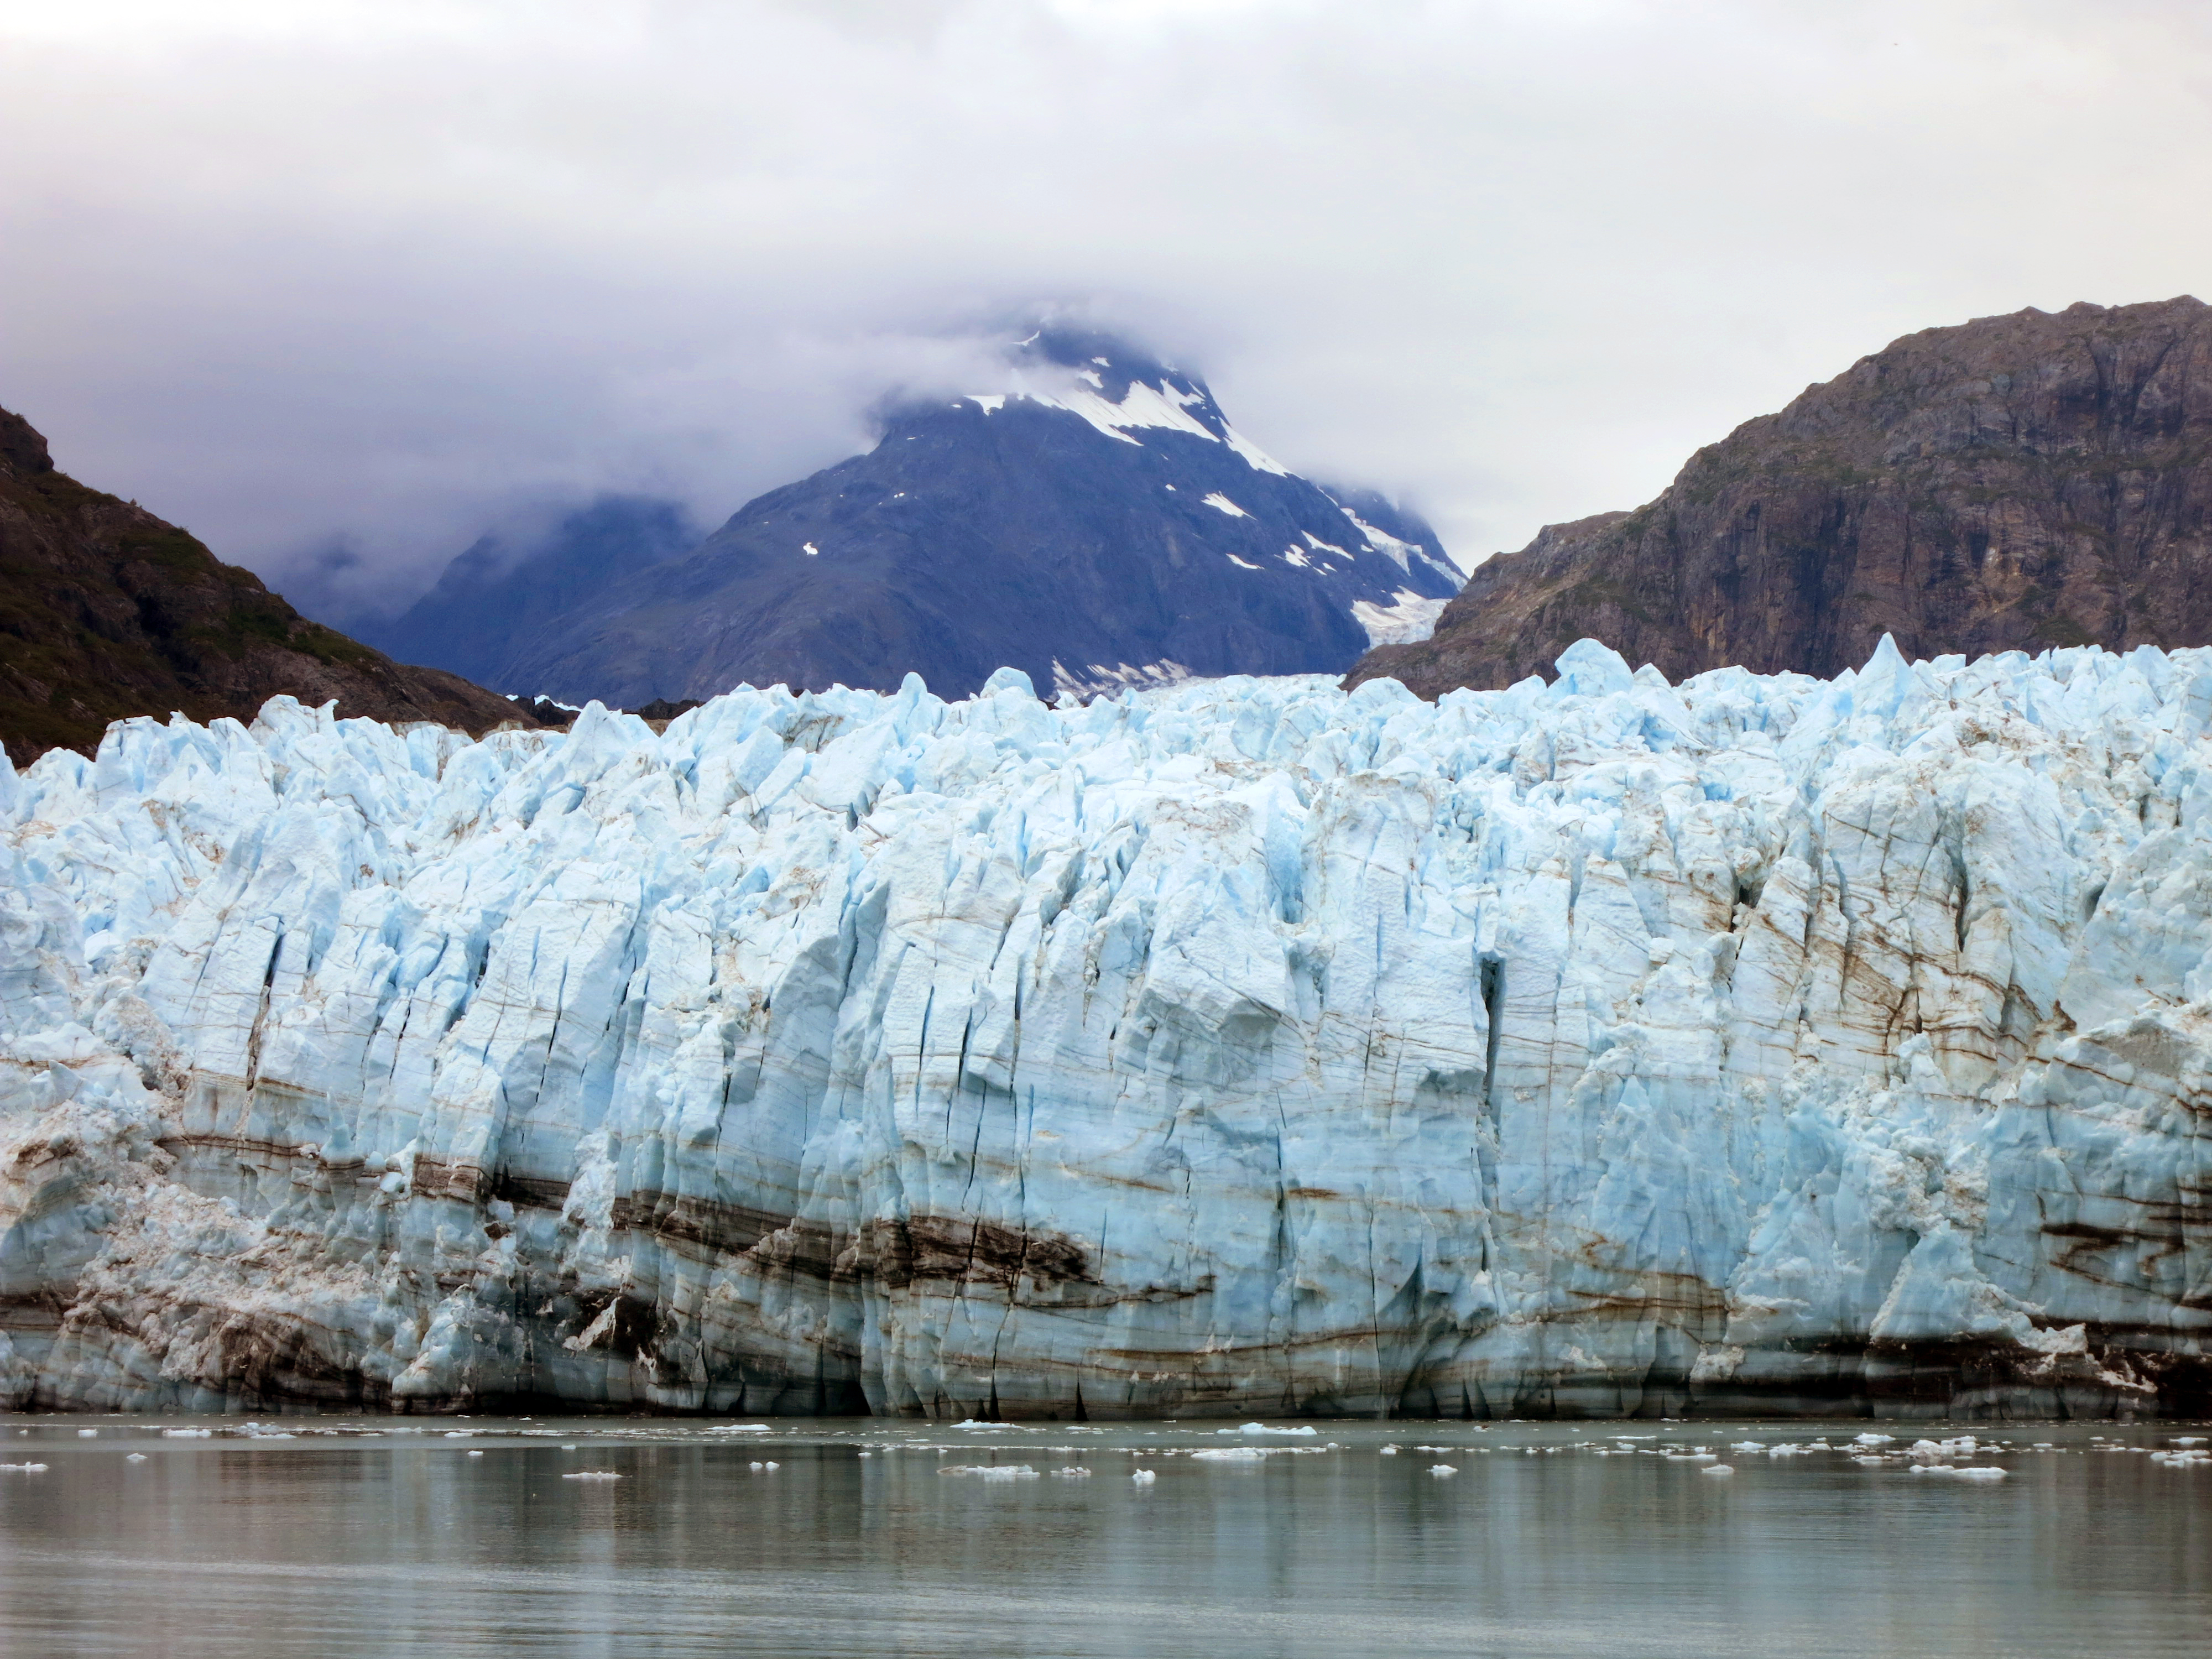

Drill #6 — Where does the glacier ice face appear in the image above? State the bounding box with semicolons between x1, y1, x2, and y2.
2;640;2209;1419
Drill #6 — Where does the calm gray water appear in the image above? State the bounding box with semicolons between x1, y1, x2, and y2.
0;1415;2204;1657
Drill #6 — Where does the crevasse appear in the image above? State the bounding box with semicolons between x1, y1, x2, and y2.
2;638;2206;1418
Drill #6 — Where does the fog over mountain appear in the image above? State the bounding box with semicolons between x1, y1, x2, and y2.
7;3;2212;618
354;496;703;686
374;326;1459;705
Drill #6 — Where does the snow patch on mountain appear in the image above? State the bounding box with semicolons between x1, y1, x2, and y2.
969;368;1288;477
1223;426;1292;476
1341;508;1460;586
1352;588;1452;646
1048;658;1199;702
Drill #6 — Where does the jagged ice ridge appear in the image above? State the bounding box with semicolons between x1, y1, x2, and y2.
2;638;2208;1418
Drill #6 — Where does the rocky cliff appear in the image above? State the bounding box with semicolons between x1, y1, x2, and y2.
0;405;541;764
3;642;2208;1420
1351;298;2212;696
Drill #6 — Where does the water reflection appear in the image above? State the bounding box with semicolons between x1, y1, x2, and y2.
0;1418;2204;1657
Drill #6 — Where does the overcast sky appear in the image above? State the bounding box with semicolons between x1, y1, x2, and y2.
5;0;2210;615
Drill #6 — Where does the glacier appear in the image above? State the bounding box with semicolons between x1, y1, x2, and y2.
2;638;2208;1420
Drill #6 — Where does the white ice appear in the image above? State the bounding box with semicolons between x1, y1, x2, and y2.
2;636;2209;1421
1350;588;1452;646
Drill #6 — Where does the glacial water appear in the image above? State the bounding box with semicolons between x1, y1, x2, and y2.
0;1417;2205;1657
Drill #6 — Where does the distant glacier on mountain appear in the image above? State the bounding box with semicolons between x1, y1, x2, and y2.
373;328;1462;707
3;638;2208;1418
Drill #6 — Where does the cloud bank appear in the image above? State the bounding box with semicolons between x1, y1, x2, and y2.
3;0;2210;615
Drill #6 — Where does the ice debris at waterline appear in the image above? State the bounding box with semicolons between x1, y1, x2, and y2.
3;640;2210;1420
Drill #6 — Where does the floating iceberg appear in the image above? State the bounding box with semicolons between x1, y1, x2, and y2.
2;640;2209;1419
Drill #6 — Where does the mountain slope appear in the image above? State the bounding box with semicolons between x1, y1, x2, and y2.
497;328;1461;705
361;495;700;689
1350;297;2212;695
0;404;539;764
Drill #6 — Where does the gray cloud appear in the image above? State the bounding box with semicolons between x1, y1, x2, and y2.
4;0;2210;615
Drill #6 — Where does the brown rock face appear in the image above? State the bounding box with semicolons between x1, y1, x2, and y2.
0;403;540;765
1350;297;2212;695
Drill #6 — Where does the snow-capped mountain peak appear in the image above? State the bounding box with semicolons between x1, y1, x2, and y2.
439;324;1465;707
959;328;1295;479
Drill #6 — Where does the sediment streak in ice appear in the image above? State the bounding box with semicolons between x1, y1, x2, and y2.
2;638;2208;1417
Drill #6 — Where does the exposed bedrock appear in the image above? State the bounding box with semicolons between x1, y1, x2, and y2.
2;642;2209;1419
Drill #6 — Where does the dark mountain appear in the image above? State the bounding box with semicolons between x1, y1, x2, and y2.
360;495;700;689
492;328;1461;705
1350;297;2212;697
0;403;544;766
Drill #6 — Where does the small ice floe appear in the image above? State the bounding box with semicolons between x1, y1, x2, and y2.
1378;1445;1400;1456
1191;1447;1268;1462
1911;1464;2007;1480
1908;1436;1983;1464
1222;1423;1318;1437
748;1460;782;1471
126;1453;148;1463
562;1471;621;1481
1853;1455;1887;1467
1052;1466;1092;1478
952;1420;1010;1429
77;1429;98;1438
2172;1437;2206;1448
2152;1449;2209;1467
1853;1433;1895;1446
1730;1441;1765;1453
467;1450;485;1458
562;1444;578;1451
707;1425;774;1434
1702;1465;1734;1477
856;1451;872;1459
161;1428;212;1439
1131;1469;1156;1485
937;1464;1039;1480
1;1463;49;1473
444;1431;473;1439
1428;1464;1457;1476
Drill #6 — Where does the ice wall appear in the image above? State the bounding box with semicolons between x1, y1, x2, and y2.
2;640;2207;1418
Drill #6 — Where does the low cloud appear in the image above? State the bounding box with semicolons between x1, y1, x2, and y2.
4;0;2209;613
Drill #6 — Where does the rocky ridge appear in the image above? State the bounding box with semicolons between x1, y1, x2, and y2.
0;405;541;764
1352;298;2212;696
